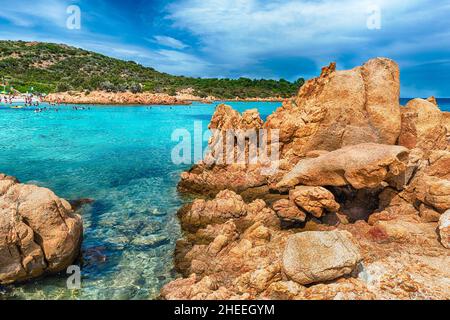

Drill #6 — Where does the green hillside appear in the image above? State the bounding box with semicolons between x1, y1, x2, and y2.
0;40;304;98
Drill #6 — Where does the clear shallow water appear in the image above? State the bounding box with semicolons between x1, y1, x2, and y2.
0;101;281;300
0;98;447;300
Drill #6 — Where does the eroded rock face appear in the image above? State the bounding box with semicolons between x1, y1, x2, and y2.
266;58;401;158
162;190;450;300
276;143;409;191
404;150;450;214
290;186;339;218
438;210;450;248
272;199;306;223
282;230;362;285
166;57;450;300
398;98;448;153
179;58;403;196
443;112;450;148
0;174;83;284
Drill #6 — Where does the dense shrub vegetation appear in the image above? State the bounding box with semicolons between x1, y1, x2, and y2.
0;40;304;98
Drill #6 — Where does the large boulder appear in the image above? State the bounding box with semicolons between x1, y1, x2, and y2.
178;58;403;196
282;230;362;285
276;143;409;191
178;189;247;230
398;98;447;153
406;150;450;213
443;112;450;150
438;210;450;248
290;186;340;218
272;199;307;223
0;174;83;284
265;58;401;160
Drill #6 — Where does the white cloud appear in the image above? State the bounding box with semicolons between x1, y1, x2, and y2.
166;0;450;72
141;49;214;76
71;41;214;77
152;35;189;49
0;0;69;28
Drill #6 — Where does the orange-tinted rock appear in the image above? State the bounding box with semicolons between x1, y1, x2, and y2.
438;210;449;248
272;199;306;222
0;174;82;284
45;90;189;105
282;230;362;285
276;143;409;191
266;58;401;158
166;57;450;300
290;186;339;218
398;98;447;153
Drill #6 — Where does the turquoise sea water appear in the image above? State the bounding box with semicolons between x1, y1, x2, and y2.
0;98;448;300
0;101;281;300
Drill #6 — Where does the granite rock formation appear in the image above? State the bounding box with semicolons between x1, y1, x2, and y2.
163;58;449;300
0;174;83;284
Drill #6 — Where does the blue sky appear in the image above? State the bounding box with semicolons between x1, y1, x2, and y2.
0;0;449;97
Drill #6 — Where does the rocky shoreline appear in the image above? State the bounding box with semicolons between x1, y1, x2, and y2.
1;57;449;300
43;90;286;106
161;57;450;300
0;174;83;284
44;91;190;105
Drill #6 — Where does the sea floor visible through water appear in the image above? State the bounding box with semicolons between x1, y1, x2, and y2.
0;100;281;299
0;98;448;300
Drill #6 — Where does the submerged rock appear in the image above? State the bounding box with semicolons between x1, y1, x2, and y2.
69;198;94;211
0;174;83;284
282;230;362;285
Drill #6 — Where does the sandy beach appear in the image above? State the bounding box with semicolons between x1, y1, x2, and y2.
42;90;286;106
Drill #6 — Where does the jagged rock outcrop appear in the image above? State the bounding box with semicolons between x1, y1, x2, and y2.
179;58;404;196
282;230;362;285
400;150;450;214
443;112;450;146
166;57;450;300
398;98;448;153
438;210;449;248
178;105;268;196
161;190;450;300
266;58;401;159
0;174;83;284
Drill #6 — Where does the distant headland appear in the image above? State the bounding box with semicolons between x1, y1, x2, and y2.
0;40;304;104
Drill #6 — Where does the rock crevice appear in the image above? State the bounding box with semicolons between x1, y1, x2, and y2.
163;57;450;300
